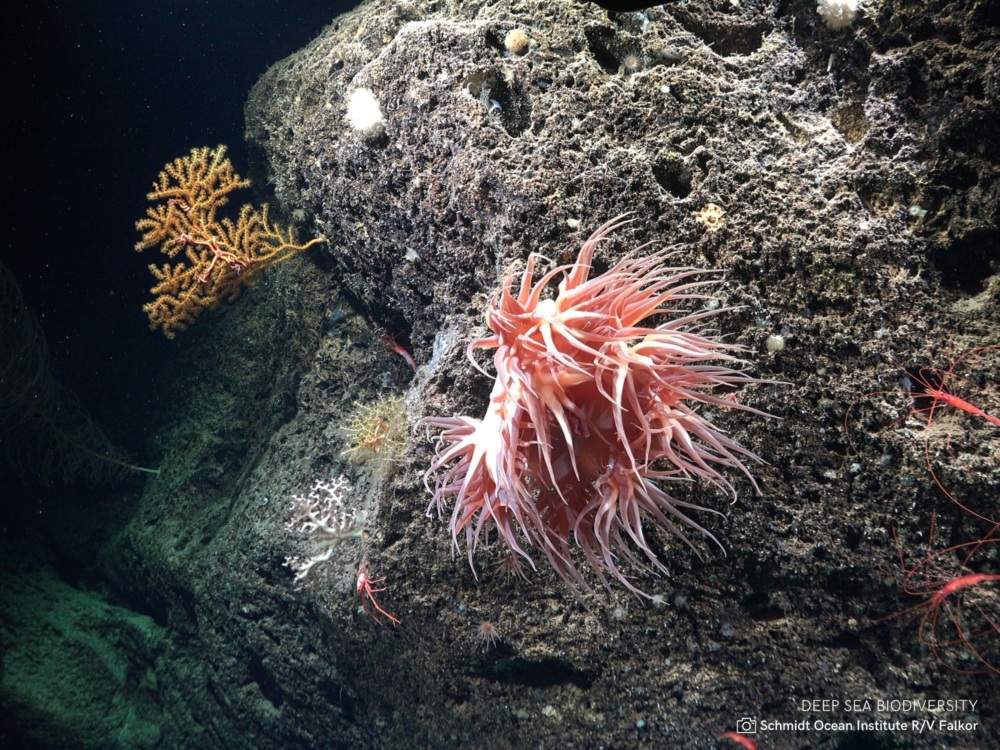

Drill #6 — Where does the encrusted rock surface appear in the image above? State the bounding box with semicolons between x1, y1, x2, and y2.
5;1;1000;747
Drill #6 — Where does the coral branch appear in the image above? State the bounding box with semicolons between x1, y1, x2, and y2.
135;145;324;337
284;476;366;583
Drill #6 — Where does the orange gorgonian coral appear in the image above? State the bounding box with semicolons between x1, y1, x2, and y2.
422;217;770;598
135;146;324;337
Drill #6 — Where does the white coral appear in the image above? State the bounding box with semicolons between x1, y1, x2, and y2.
284;476;365;582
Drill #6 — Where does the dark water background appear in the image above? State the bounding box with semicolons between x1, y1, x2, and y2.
3;1;354;455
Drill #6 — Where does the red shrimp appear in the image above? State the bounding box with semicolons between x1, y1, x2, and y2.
878;514;1000;674
846;345;1000;524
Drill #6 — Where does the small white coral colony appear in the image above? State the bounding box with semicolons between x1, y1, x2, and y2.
817;0;860;30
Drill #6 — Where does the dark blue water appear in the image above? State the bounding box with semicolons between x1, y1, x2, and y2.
4;1;354;448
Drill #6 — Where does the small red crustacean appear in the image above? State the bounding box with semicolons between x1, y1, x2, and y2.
846;345;1000;524
878;513;1000;674
356;559;400;627
386;334;417;373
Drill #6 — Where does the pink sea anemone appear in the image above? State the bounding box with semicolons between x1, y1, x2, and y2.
422;217;769;597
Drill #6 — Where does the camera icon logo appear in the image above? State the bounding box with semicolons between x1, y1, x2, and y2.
735;717;757;734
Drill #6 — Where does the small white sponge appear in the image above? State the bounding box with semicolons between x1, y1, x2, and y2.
818;0;860;31
345;88;384;135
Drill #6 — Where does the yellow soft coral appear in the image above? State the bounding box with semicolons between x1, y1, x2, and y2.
342;395;409;471
135;145;324;337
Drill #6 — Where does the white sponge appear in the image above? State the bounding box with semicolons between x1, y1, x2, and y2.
818;0;860;31
345;88;385;135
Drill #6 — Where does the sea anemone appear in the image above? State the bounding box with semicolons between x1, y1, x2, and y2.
422;217;769;598
620;50;645;76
